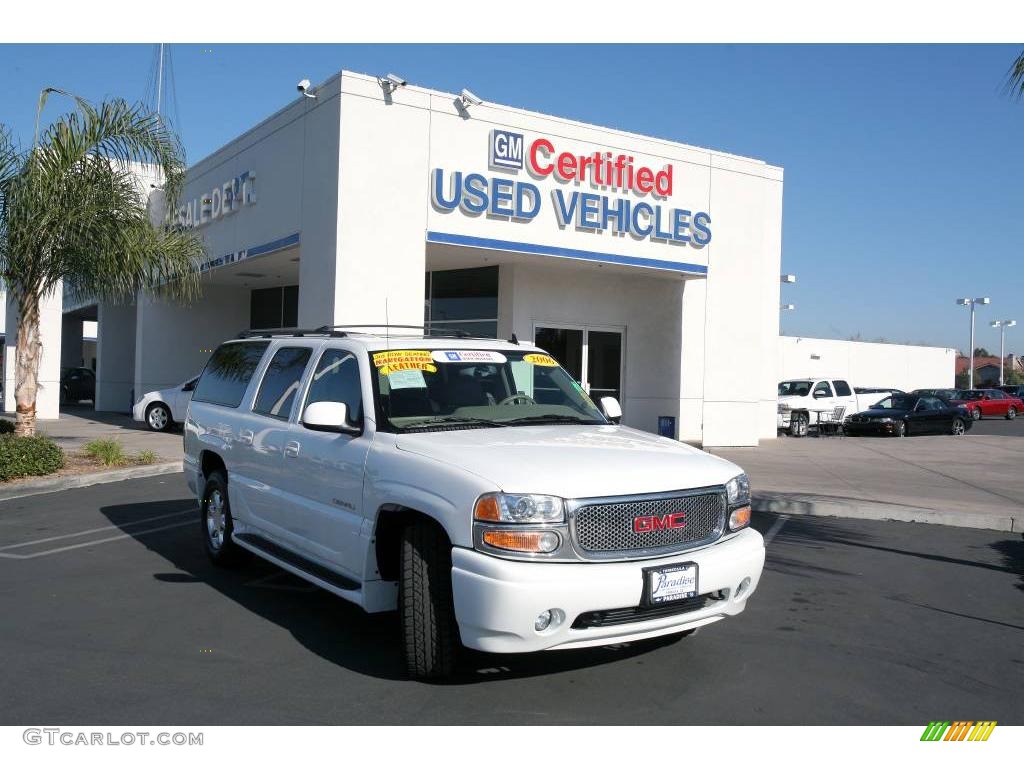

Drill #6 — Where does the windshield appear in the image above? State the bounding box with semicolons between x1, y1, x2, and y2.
876;395;918;410
370;349;607;432
779;380;812;397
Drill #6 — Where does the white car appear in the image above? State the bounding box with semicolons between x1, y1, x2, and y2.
777;378;895;437
183;330;765;678
133;375;199;431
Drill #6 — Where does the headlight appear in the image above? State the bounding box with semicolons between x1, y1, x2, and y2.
725;473;751;507
474;493;565;524
778;403;792;413
872;417;893;423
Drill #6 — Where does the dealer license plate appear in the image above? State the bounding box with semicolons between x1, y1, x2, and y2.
645;563;699;604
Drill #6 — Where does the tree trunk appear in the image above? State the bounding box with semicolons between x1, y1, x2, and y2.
14;291;42;437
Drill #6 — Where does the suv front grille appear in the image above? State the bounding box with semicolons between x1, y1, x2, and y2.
572;490;726;556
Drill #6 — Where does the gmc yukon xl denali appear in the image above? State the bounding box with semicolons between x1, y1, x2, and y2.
183;329;765;678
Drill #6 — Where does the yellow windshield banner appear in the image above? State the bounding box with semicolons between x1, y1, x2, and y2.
523;353;558;367
372;350;437;375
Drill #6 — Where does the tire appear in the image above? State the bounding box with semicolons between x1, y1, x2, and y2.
201;471;248;567
789;412;808;438
951;418;966;436
400;520;458;679
971;407;982;421
1006;407;1017;421
893;420;906;438
146;402;172;432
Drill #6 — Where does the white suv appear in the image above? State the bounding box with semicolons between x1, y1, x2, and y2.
183;329;765;678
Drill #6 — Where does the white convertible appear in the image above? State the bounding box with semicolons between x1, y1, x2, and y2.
132;375;199;431
183;330;765;678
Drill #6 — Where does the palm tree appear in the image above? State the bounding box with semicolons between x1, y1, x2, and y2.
0;98;203;436
1007;50;1024;98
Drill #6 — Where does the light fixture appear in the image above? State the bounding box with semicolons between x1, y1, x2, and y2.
297;78;316;99
378;73;408;94
456;88;483;110
781;303;795;311
990;319;1017;386
956;297;992;389
780;274;797;283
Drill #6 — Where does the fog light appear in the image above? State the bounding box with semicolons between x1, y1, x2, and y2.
535;610;552;632
735;577;752;599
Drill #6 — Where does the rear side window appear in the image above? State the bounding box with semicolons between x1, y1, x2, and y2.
813;381;833;397
253;347;313;420
192;342;270;408
834;380;852;397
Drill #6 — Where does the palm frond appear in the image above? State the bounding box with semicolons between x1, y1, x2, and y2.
1005;50;1024;99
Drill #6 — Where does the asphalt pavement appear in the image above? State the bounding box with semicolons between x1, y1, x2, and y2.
0;473;1020;725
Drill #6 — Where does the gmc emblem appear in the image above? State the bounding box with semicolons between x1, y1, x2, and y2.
633;512;686;533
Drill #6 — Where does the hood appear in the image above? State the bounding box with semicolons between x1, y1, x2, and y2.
854;408;910;418
394;424;743;499
778;394;810;404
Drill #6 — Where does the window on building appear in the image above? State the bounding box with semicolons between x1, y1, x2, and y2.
252;346;312;420
304;348;363;423
192;341;270;408
250;285;299;330
424;266;498;338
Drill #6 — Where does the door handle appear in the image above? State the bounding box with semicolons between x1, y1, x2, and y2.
238;429;254;446
284;440;301;458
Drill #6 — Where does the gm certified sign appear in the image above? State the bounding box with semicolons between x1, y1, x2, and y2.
490;130;523;170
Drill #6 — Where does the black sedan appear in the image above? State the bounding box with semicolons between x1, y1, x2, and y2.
844;394;971;437
60;367;95;404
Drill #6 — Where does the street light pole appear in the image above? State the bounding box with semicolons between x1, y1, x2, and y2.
990;320;1017;385
957;297;991;390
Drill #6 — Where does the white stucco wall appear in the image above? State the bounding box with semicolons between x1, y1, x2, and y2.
779;336;956;391
95;302;136;411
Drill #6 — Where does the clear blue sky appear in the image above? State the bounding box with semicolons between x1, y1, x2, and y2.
1;44;1021;354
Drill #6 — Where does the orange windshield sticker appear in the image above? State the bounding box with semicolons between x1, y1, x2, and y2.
372;350;437;375
524;353;558;367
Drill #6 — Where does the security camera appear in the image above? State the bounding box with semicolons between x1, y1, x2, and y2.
379;73;408;95
297;78;316;99
385;73;407;87
459;88;483;106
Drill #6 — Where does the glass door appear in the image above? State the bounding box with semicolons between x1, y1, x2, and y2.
534;325;624;408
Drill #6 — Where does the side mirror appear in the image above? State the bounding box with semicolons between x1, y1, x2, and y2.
182;379;197;392
302;401;361;435
813;390;828;399
600;396;622;424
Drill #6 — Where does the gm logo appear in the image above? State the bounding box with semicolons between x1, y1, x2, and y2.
490;129;523;170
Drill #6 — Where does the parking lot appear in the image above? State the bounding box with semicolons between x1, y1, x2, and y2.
0;473;1020;725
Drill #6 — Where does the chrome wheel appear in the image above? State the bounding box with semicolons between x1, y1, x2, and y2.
1007;407;1017;420
951;418;965;436
971;407;981;421
206;490;226;551
147;404;169;431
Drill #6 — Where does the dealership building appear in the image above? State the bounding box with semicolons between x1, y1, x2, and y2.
1;70;954;446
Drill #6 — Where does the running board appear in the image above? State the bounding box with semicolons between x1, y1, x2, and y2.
236;533;361;593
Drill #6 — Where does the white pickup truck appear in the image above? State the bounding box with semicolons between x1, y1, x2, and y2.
183;329;766;678
777;378;895;437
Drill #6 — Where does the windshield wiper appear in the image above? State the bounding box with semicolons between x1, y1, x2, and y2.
504;414;601;426
399;415;510;430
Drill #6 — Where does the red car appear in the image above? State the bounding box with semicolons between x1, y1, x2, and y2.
949;388;1023;420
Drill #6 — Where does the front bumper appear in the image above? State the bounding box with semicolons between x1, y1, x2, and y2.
777;411;791;428
844;421;896;435
451;527;765;653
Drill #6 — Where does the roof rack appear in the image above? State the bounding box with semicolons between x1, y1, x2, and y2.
316;324;483;340
237;327;348;339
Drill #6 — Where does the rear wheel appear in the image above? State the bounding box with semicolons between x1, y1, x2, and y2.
400;521;459;679
1006;406;1017;420
951;418;966;436
971;407;982;420
893;420;906;438
201;471;248;567
789;412;808;438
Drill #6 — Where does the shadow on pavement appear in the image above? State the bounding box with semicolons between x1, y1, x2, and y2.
99;498;692;684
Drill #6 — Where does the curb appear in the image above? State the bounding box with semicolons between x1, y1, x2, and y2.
753;491;1019;533
0;461;183;502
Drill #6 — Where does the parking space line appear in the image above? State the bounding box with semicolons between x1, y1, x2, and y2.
764;514;788;544
0;517;197;560
0;509;195;551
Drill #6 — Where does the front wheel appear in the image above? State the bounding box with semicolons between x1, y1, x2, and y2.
789;412;808;438
1006;407;1017;420
146;402;172;432
951;418;966;436
971;407;982;421
893;420;906;438
400;521;459;679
